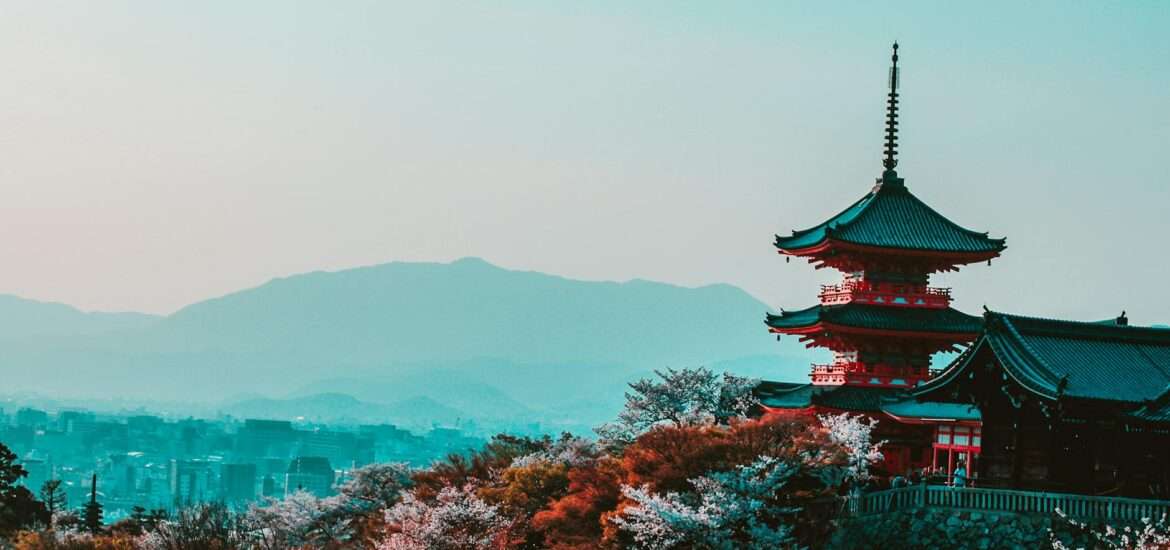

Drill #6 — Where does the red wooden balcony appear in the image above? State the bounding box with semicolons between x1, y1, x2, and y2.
819;281;952;308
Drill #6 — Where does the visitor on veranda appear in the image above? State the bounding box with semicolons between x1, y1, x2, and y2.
952;464;967;488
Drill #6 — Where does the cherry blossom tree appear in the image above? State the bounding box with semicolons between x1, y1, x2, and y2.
818;413;884;484
611;456;799;549
595;368;759;449
378;485;509;550
511;434;599;469
1050;509;1170;550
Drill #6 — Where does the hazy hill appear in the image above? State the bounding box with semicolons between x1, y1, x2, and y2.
0;294;159;342
0;258;813;428
219;393;468;429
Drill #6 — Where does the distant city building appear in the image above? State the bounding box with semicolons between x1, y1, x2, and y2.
236;419;298;458
15;408;49;429
284;456;334;497
220;463;257;503
58;411;96;433
261;475;277;498
169;459;213;507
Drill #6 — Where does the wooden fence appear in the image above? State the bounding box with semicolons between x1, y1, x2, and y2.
845;484;1170;523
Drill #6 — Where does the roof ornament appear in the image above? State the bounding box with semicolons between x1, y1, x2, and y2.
881;42;901;183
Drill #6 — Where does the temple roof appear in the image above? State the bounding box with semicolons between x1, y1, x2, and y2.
766;303;983;335
774;176;1007;256
917;311;1170;404
755;382;902;412
880;399;982;422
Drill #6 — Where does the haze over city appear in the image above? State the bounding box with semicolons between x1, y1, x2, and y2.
0;1;1166;325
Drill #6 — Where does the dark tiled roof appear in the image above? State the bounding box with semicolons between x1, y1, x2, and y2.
1130;400;1170;423
765;304;983;335
919;311;1170;405
774;177;1006;255
755;382;903;413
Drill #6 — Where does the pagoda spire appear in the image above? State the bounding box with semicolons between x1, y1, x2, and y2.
882;42;900;178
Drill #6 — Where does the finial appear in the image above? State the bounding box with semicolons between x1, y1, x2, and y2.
882;42;900;176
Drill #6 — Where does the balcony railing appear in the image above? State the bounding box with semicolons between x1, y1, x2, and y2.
844;485;1170;523
811;363;847;374
819;281;952;308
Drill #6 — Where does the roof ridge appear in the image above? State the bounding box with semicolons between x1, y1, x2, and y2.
987;310;1170;344
876;183;1008;243
778;190;878;241
993;316;1065;390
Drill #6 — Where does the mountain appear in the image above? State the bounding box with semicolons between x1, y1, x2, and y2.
0;294;159;342
219;393;467;429
0;258;815;428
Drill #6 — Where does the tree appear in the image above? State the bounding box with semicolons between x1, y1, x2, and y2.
379;485;509;550
611;456;800;550
411;434;549;500
531;459;624;549
817;413;884;484
595;368;758;449
138;502;248;550
39;479;67;526
244;490;340;548
81;473;104;534
0;441;49;534
1050;508;1170;550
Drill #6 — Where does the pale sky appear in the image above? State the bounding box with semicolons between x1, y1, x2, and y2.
0;2;1167;323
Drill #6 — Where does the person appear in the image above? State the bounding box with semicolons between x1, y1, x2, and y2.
952;464;968;488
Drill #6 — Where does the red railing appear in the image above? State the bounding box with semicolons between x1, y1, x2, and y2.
819;281;952;308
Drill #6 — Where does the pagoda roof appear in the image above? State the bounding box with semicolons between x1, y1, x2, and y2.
766;303;982;336
755;382;902;413
916;311;1170;405
774;176;1006;257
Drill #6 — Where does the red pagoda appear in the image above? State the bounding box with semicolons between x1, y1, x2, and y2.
753;44;1170;497
766;43;1004;390
756;44;1005;475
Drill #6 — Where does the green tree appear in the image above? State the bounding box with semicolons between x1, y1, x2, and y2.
39;479;67;525
81;473;103;534
0;441;48;534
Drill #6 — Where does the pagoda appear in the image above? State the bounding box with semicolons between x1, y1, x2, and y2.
767;43;1006;389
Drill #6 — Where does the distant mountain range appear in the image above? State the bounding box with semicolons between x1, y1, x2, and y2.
0;258;814;431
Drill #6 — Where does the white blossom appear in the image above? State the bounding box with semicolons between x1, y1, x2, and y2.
511;435;599;468
1050;508;1170;549
612;456;798;550
818;413;884;482
596;367;760;448
377;485;508;550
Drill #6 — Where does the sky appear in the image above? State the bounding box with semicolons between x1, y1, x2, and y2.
0;1;1167;324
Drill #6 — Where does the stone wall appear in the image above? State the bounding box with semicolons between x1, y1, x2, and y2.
828;508;1116;550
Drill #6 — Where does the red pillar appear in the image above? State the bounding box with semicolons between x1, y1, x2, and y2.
947;448;955;485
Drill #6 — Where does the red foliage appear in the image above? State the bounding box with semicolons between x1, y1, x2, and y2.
530;458;623;550
530;414;849;549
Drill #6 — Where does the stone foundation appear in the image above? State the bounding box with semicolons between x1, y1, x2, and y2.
828;508;1118;550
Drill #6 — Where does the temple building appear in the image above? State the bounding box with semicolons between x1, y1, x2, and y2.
756;44;1170;498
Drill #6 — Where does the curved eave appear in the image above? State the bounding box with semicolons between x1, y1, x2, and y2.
768;322;978;341
775;236;1006;263
766;306;982;340
911;340;984;398
912;318;1062;402
984;328;1062;400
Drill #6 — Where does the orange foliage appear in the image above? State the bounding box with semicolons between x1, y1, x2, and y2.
531;414;849;549
530;458;623;550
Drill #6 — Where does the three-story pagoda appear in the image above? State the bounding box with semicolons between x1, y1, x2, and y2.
767;43;1006;390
